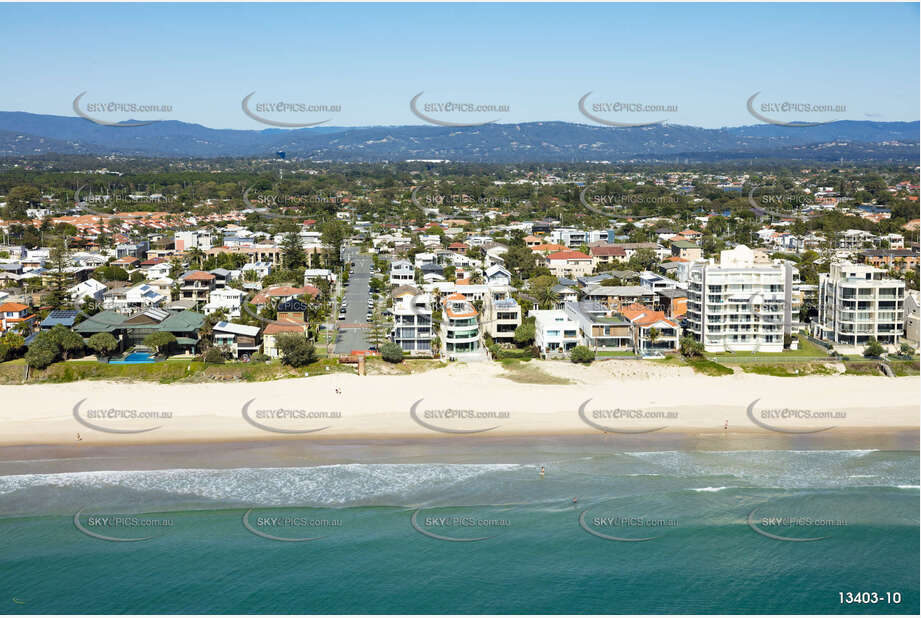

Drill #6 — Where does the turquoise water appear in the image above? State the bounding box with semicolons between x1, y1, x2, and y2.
1;449;918;614
109;352;155;364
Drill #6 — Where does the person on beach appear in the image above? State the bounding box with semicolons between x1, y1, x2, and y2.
723;420;728;431
76;433;82;442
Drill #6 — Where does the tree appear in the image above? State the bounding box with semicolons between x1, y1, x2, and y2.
281;231;306;270
381;342;404;363
143;331;177;355
570;345;595;364
47;324;84;360
276;332;316;367
0;332;25;362
87;332;119;357
366;309;389;349
530;275;559;309
24;334;60;370
513;317;536;347
320;220;350;267
186;247;206;269
627;248;658;272
5;185;41;220
647;327;661;352
47;237;72;309
862;338;885;358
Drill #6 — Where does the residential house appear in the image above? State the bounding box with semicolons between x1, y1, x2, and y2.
203;287;244;319
483;288;521;345
655;288;688;319
484;264;512;286
103;282;166;314
212;321;261;359
545;250;594;278
39;310;79;331
582;285;656;309
179;271;216;307
68;278;107;304
263;322;308;359
0;302;35;334
620;304;680;354
860;249;919;273
530;309;581;357
390;289;434;356
390;260;415;286
441;292;483;359
564;301;632;352
276;298;307;324
590;245;627;267
670;240;702;261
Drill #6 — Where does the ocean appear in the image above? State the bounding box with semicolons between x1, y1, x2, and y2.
0;446;918;614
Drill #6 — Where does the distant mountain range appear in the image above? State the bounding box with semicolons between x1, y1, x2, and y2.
0;112;917;162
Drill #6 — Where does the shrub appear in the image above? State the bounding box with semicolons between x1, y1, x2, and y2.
275;333;316;367
380;342;404;363
680;336;705;358
250;352;270;363
899;342;915;358
862;338;885;358
203;347;226;363
570;345;595;364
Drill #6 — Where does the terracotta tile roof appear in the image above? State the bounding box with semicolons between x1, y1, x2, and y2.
620;303;676;328
0;302;30;312
530;243;568;253
547;250;592;261
181;270;215;281
264;322;307;335
590;245;626;257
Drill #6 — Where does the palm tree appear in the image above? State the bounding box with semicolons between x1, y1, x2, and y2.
647;327;661;353
186;247;205;269
536;286;559;310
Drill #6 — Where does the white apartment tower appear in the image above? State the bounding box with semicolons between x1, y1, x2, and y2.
686;245;798;352
816;262;905;349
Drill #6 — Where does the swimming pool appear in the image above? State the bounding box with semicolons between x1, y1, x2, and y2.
109;352;156;364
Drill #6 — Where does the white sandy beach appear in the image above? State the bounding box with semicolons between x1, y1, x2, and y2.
0;360;918;446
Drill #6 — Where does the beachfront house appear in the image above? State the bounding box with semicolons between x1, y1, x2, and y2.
211;321;261;359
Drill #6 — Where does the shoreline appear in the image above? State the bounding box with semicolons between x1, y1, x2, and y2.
1;430;918;477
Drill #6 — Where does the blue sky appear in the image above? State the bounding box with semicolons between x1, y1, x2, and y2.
1;2;918;129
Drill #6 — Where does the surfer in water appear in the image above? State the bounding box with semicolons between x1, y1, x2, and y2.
539;466;545;478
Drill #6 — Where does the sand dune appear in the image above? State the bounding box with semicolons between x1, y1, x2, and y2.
0;361;917;447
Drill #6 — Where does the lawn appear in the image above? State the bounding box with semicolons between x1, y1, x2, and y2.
596;351;638;358
709;335;831;363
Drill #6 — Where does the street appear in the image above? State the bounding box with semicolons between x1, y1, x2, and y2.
333;248;373;354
